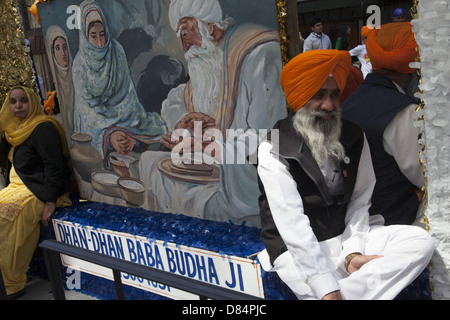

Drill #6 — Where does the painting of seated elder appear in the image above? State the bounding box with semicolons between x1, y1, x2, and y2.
38;0;287;227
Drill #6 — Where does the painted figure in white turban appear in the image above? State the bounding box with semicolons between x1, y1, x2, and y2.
138;0;287;227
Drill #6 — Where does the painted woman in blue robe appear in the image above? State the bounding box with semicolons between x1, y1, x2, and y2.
72;0;166;159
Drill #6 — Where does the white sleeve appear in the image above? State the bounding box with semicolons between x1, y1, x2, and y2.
303;36;312;52
339;135;373;263
383;104;424;188
160;84;189;132
257;141;339;298
348;45;361;57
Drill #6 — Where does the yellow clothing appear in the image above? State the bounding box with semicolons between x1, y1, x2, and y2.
0;165;71;295
0;87;71;296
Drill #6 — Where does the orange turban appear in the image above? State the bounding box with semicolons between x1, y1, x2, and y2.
280;50;351;112
340;66;364;104
366;22;418;73
361;25;371;41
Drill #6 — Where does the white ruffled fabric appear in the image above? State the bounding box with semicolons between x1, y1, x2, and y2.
411;0;450;300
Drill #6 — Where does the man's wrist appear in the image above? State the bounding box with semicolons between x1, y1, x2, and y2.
344;252;362;270
310;271;340;299
322;290;342;300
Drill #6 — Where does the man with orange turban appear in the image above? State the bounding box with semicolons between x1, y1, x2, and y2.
256;49;434;300
349;25;373;78
342;22;424;227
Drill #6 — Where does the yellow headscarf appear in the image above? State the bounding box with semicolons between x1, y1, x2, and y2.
0;86;69;157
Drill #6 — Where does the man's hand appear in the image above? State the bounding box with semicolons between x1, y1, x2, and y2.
160;132;180;151
174;112;216;131
347;254;383;274
161;112;217;152
161;131;194;153
160;131;217;153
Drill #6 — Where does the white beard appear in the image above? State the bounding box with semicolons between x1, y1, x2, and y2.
184;23;223;117
292;108;346;165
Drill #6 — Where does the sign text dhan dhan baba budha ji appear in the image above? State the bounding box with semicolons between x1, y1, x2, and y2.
53;219;264;299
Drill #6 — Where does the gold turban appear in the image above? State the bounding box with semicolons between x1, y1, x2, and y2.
366;22;418;74
280;50;351;112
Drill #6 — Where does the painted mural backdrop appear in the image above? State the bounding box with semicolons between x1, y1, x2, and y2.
38;0;287;227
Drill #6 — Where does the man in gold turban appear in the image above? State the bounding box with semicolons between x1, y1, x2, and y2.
342;22;424;227
256;49;434;300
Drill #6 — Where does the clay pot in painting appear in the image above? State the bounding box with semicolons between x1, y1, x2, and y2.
70;132;103;182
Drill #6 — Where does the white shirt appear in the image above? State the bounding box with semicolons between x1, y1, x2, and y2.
303;33;332;51
383;83;424;189
257;134;375;298
349;44;372;78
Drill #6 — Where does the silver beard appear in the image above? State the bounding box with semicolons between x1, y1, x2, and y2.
292;108;346;165
184;21;223;117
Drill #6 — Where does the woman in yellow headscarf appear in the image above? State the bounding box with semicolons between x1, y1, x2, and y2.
0;86;71;299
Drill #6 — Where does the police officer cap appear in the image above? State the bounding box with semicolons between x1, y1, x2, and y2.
393;8;405;18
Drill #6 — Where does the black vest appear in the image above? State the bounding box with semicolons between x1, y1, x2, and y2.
258;115;364;265
341;73;419;225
